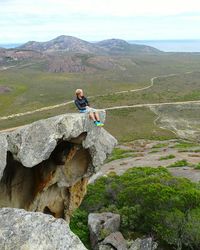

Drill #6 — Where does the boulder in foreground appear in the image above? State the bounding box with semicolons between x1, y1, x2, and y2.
0;207;87;250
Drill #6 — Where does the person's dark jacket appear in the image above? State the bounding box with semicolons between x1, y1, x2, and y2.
74;96;89;111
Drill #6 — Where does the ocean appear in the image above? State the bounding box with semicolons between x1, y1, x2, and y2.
129;40;200;52
0;43;22;49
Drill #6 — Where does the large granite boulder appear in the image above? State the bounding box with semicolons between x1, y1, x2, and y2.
0;112;117;219
88;212;121;249
0;207;86;250
100;232;127;250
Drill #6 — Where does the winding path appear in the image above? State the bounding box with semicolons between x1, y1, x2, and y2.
0;71;199;132
0;63;35;71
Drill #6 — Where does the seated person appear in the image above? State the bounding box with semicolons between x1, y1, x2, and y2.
74;89;104;127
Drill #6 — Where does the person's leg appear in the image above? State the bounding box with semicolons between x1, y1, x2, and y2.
89;112;96;121
94;112;100;122
88;110;104;126
94;112;104;126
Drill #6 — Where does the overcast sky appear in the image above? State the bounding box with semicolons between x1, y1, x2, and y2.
1;0;200;43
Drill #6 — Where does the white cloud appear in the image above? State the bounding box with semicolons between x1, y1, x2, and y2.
1;0;200;17
1;0;200;42
58;0;200;16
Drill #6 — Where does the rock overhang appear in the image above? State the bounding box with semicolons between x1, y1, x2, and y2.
0;111;117;219
0;111;117;178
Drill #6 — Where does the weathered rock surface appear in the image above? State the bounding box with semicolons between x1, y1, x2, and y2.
0;112;117;219
129;238;158;250
88;212;158;250
0;207;87;250
88;212;121;249
100;232;127;250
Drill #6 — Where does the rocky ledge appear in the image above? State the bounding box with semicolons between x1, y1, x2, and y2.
0;111;117;219
0;207;87;250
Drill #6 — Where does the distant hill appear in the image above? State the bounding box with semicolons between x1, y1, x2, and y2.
1;36;161;73
96;38;161;54
18;35;161;55
0;48;43;66
18;35;102;54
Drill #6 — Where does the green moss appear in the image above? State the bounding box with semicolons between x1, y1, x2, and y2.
100;228;110;240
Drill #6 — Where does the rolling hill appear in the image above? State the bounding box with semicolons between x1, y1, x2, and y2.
0;35;162;73
18;35;101;54
96;38;161;54
18;35;161;55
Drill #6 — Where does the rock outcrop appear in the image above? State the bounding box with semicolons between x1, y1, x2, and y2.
88;212;158;250
88;212;121;249
0;112;117;220
99;232;127;250
0;207;86;250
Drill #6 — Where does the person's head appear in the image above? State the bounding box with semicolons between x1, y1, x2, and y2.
75;89;84;98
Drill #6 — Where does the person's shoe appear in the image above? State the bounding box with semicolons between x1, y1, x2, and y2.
94;121;99;126
96;121;104;127
94;121;104;126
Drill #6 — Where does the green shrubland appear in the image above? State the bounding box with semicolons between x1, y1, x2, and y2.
70;167;200;249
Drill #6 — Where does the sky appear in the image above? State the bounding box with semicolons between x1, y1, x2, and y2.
1;0;200;43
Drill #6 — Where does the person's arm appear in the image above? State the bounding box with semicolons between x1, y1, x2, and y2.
75;99;85;110
85;97;89;107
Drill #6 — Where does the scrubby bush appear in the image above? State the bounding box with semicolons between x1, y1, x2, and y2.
159;154;175;160
106;147;134;162
167;159;189;168
70;209;90;248
70;167;200;249
194;162;200;169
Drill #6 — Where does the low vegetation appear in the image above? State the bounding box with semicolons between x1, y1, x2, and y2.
106;147;134;162
167;159;189;168
173;141;200;149
158;154;176;161
104;107;176;142
152;143;169;149
70;167;200;249
194;163;200;170
1;53;200;140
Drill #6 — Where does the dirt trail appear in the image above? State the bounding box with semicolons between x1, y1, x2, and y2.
0;63;34;71
0;70;199;132
0;75;157;121
0;65;16;71
0;71;196;121
0;100;74;121
105;99;200;111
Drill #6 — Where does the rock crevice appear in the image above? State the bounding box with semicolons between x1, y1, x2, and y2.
0;112;117;219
